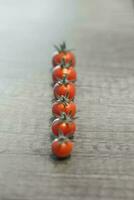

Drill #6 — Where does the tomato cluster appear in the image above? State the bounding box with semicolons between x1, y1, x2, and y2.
51;42;77;159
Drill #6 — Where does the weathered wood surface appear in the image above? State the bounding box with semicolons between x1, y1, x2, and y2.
0;0;134;199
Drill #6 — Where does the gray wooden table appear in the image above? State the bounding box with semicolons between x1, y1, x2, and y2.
0;0;134;199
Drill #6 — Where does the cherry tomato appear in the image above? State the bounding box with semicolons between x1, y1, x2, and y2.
52;117;76;137
54;81;76;100
52;42;75;67
51;137;74;158
52;65;77;82
52;100;76;117
53;51;75;67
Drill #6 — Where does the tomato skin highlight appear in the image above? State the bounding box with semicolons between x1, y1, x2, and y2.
52;51;75;67
51;138;74;158
54;82;76;100
52;65;77;82
52;118;76;137
52;101;76;117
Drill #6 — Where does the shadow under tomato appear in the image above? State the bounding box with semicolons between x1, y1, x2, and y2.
50;153;72;161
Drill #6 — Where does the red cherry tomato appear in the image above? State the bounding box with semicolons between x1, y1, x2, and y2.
52;42;75;67
52;100;76;117
52;65;77;82
52;51;75;67
54;82;76;100
52;117;76;137
51;138;74;158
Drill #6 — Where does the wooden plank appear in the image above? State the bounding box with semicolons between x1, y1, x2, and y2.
0;155;134;200
0;0;134;199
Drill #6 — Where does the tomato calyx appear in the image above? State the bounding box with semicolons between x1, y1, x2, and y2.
57;75;69;85
54;42;73;53
60;58;72;69
54;88;74;101
57;95;70;103
59;112;73;123
60;111;78;120
57;95;70;106
54;42;66;53
52;95;70;105
56;134;69;144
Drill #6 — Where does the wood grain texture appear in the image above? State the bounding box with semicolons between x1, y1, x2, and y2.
0;0;134;199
